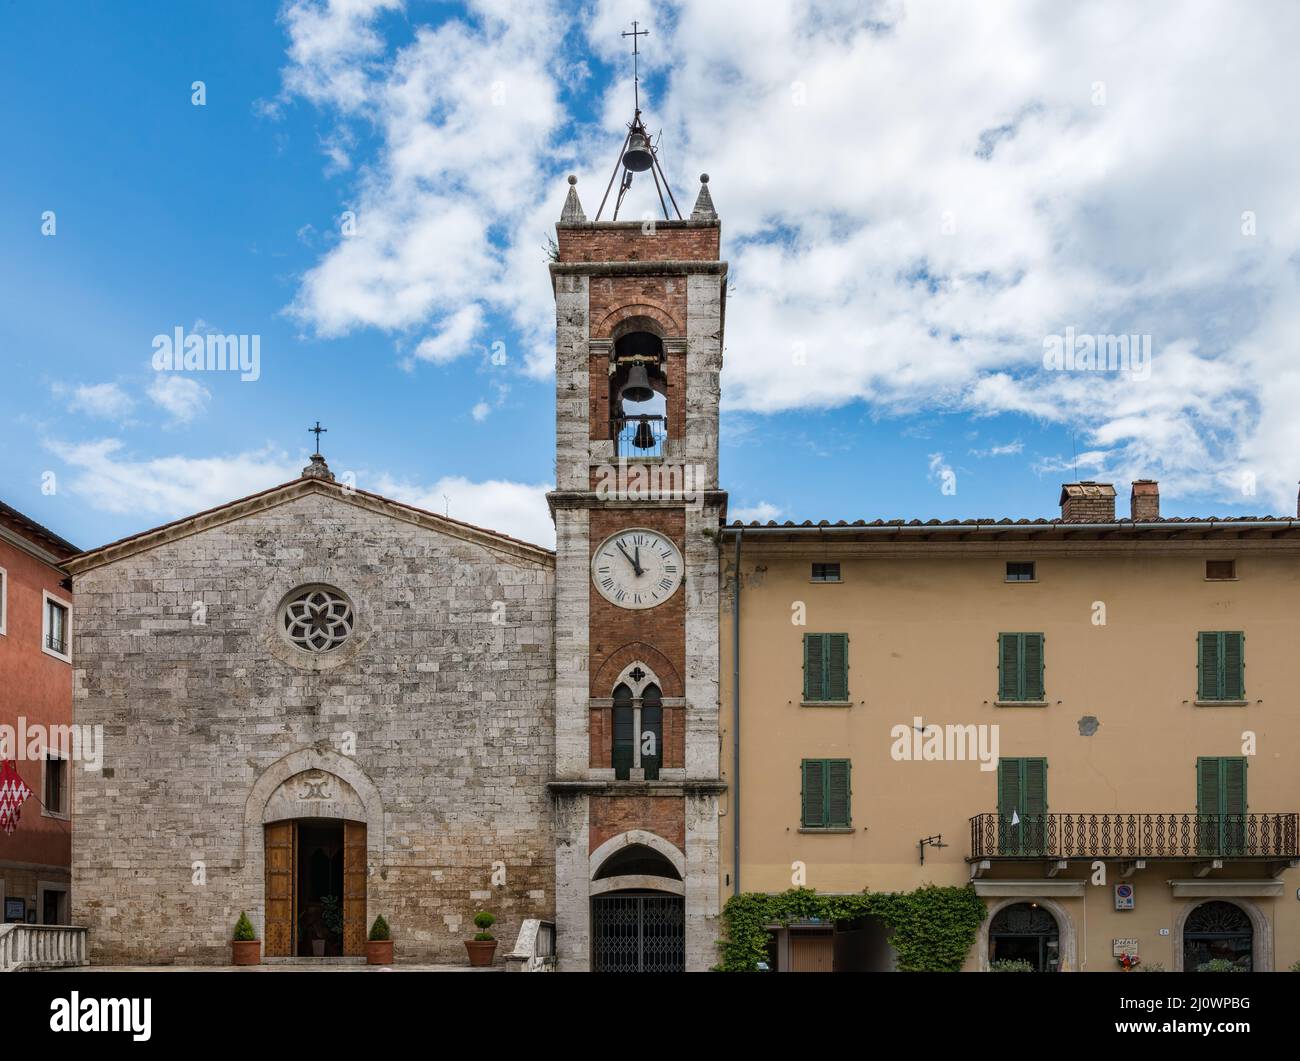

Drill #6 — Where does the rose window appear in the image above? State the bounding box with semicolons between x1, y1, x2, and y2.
282;587;354;652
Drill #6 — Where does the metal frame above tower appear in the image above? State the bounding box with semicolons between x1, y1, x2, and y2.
595;20;683;222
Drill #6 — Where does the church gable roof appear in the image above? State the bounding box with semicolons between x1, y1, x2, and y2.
63;467;555;576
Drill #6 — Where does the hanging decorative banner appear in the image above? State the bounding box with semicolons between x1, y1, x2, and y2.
0;760;34;835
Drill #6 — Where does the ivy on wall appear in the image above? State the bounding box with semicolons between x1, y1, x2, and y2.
716;885;987;972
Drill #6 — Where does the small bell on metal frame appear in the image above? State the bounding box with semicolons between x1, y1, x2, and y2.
622;130;654;172
619;362;655;403
632;417;657;451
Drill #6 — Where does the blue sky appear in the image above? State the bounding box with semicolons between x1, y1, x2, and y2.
4;1;1299;551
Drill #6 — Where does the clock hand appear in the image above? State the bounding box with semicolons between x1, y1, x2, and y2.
616;542;644;576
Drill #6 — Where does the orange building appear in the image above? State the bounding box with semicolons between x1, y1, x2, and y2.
0;500;78;924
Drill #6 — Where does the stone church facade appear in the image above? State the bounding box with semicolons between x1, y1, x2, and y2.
65;171;729;970
66;474;556;964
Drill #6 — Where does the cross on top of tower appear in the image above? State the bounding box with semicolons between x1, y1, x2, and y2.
622;20;649;115
309;420;327;456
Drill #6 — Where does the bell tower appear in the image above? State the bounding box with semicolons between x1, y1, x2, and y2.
547;56;727;971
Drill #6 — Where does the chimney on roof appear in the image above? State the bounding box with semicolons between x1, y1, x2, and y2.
1130;479;1159;521
1059;481;1116;522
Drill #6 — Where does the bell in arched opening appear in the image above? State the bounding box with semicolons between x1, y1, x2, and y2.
619;362;655;404
631;418;657;450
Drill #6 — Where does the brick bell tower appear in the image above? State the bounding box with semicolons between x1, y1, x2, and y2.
547;110;728;971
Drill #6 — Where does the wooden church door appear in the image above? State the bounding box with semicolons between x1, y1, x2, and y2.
342;820;367;956
264;821;295;956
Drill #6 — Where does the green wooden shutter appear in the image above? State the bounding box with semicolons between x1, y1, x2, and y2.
1222;632;1244;700
804;634;824;701
826;760;851;827
801;760;825;827
1198;756;1247;854
826;634;849;701
1023;634;1045;701
1198;632;1220;700
1199;632;1246;700
1223;756;1247;854
1197;756;1222;816
997;757;1021;854
998;634;1018;700
1022;757;1047;854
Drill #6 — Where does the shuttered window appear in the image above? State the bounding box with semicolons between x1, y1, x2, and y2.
1196;756;1247;855
801;759;851;828
996;757;1048;855
803;633;849;702
997;633;1045;701
1197;632;1245;701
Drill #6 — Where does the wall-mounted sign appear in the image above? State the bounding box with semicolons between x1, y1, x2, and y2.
1159;928;1170;936
1114;883;1135;910
4;898;26;922
1112;937;1139;957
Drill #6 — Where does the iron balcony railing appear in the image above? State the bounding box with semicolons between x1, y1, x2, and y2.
611;414;667;458
969;812;1299;860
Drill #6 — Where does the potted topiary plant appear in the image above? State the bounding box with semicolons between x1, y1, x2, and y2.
464;910;497;966
232;911;261;966
367;915;394;965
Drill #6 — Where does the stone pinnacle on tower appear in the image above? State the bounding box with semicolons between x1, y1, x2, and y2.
690;173;717;221
560;174;587;223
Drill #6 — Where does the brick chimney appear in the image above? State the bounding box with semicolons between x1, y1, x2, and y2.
1130;479;1159;521
1059;481;1117;522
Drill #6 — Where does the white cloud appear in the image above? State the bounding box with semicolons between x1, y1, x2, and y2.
969;440;1024;458
45;439;300;517
148;375;211;424
471;401;491;422
731;500;784;523
280;0;567;355
413;304;484;365
278;0;1300;513
59;383;135;420
372;472;554;547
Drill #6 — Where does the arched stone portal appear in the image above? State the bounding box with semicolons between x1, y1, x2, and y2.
589;831;686;972
242;749;384;957
1175;899;1269;972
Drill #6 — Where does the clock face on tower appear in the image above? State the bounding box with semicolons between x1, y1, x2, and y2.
590;527;684;609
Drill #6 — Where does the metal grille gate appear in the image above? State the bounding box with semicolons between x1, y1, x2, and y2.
592;894;685;972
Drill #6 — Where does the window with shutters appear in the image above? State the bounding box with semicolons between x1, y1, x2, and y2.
1197;631;1245;702
800;759;851;829
1196;757;1247;855
996;757;1048;855
997;632;1045;702
803;633;849;703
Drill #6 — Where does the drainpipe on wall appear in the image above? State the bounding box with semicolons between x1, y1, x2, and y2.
732;528;742;896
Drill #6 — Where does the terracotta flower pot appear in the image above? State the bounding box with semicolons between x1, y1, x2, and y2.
231;940;261;966
465;939;497;967
366;939;394;965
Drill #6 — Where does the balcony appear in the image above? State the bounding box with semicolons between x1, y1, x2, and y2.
969;812;1299;864
611;414;667;458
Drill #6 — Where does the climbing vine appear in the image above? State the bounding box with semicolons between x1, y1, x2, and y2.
716;885;986;972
